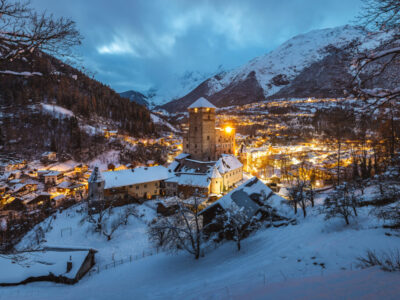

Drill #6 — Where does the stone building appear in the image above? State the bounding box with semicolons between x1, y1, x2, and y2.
182;97;235;161
87;167;105;203
183;97;217;161
101;166;170;200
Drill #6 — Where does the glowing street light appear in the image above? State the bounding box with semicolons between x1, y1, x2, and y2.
225;126;233;134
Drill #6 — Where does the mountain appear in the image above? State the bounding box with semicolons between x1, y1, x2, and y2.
0;50;155;159
161;25;395;112
119;90;149;107
145;69;223;108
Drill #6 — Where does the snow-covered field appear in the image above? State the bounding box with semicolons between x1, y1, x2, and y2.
1;191;399;299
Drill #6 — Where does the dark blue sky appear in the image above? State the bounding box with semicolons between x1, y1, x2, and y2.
32;0;362;93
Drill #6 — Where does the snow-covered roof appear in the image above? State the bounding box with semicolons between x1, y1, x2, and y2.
45;171;61;176
102;166;171;189
188;97;217;109
215;154;243;174
57;181;71;188
210;166;222;178
0;248;90;284
47;160;78;172
201;177;293;218
165;174;211;188
174;153;190;160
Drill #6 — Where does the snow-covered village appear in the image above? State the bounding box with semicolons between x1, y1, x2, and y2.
1;0;400;299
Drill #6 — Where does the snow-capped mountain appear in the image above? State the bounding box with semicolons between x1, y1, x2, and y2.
145;69;223;108
119;90;149;107
162;25;394;112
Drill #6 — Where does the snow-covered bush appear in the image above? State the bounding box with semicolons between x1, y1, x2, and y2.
357;249;400;272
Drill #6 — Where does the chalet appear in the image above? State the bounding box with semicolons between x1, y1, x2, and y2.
41;151;57;163
4;159;27;172
56;181;86;199
51;194;67;207
44;171;62;185
24;193;51;210
199;177;295;233
0;246;97;285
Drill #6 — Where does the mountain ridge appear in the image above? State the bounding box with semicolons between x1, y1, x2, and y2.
161;25;396;112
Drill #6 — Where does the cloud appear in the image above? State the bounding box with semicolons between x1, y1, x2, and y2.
31;0;363;94
97;36;136;55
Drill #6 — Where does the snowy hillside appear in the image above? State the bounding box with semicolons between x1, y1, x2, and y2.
162;25;394;112
2;187;400;299
206;25;382;97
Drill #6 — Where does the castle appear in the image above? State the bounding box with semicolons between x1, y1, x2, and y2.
88;97;243;201
166;97;242;197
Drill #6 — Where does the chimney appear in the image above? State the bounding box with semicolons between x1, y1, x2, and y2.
66;261;73;273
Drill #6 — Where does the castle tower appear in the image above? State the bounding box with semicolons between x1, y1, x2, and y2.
184;97;217;161
88;166;105;203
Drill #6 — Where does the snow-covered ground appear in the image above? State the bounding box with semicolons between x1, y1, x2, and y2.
89;150;122;171
40;103;75;118
1;190;399;299
151;113;179;133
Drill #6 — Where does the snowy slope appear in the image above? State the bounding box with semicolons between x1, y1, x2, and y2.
162;25;394;112
150;113;179;132
2;188;400;299
146;70;218;108
206;26;379;97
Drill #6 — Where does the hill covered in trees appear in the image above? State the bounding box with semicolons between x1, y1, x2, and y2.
0;51;155;160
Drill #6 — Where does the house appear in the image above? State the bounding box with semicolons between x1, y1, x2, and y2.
165;154;243;198
4;159;27;172
56;181;86;199
199;177;295;233
0;246;97;286
24;193;51;210
41;151;57;163
44;171;62;185
98;166;171;200
51;194;67;207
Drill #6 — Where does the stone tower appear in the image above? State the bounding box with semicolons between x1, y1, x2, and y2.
88;166;105;203
184;97;217;161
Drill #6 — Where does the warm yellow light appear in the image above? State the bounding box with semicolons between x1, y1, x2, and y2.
225;126;233;134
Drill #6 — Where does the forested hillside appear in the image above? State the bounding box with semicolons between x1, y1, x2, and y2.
0;52;155;160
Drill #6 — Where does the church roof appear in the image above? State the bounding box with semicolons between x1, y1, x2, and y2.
188;97;217;109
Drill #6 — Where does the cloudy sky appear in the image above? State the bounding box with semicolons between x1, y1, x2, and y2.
32;0;363;94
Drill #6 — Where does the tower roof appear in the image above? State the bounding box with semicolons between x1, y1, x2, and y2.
188;97;217;109
88;166;104;183
210;166;222;178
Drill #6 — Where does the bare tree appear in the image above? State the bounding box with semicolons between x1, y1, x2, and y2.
287;178;313;218
321;183;358;225
0;0;82;64
215;205;258;251
82;199;137;241
352;0;400;108
148;195;204;259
